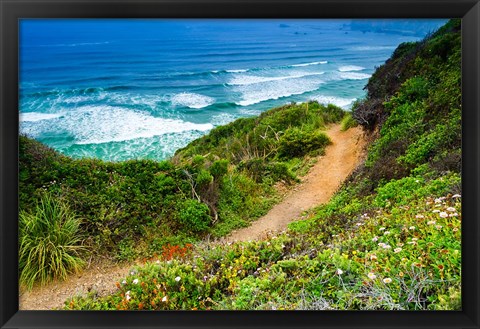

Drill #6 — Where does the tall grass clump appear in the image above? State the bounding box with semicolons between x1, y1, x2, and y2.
340;112;358;131
19;193;85;289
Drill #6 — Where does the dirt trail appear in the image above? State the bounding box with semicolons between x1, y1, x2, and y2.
19;124;366;310
221;124;366;242
19;259;138;310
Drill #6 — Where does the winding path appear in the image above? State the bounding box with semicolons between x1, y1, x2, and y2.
19;123;366;310
222;124;366;242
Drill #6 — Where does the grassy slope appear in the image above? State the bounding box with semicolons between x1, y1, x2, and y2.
19;102;345;270
64;19;461;310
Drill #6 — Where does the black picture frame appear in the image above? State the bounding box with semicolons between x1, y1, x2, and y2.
1;0;479;328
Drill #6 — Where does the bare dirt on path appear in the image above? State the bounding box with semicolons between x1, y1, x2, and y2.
19;258;138;310
19;123;366;310
221;124;367;243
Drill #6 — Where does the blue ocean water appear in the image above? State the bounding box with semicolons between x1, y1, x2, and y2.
19;19;446;161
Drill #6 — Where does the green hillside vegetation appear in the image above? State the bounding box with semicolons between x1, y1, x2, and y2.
19;101;345;287
62;19;461;310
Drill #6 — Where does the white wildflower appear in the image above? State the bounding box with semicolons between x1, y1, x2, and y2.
132;279;139;284
368;272;377;280
439;212;448;218
336;269;343;275
409;226;416;230
175;276;181;282
394;248;402;253
383;278;392;284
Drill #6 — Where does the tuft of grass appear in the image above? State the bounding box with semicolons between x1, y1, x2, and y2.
19;193;86;290
340;112;358;131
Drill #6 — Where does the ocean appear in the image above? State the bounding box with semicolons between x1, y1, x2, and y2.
19;19;446;161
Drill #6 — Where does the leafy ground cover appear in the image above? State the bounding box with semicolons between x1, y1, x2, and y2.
19;101;345;288
63;19;461;310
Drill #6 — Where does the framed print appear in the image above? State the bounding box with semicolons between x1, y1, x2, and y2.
1;0;479;328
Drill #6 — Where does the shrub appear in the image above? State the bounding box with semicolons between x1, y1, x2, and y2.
340;113;358;131
278;128;331;159
19;193;85;289
209;159;229;179
178;199;211;233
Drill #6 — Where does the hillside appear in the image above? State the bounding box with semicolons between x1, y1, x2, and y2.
19;19;461;311
19;97;348;289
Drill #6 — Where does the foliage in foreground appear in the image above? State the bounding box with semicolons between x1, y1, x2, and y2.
65;186;461;310
19;194;85;289
19;102;343;266
64;19;462;310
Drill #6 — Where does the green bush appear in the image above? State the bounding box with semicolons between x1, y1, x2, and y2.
178;199;211;233
19;193;85;289
278;128;331;159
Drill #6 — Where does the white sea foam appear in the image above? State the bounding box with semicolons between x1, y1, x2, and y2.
169;92;215;109
339;72;372;80
291;61;328;67
61;95;96;104
338;65;366;72
20;112;63;122
234;78;323;106
211;113;237;126
108;93;164;109
226;69;248;73
21;105;213;145
310;95;357;109
238;108;262;116
228;72;324;86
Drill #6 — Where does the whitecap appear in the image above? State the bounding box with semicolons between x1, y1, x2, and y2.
169;92;215;109
211;113;237;126
290;61;328;67
228;72;324;86
339;72;372;80
234;78;323;106
226;69;248;73
21;105;213;145
310;96;357;109
338;65;366;72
